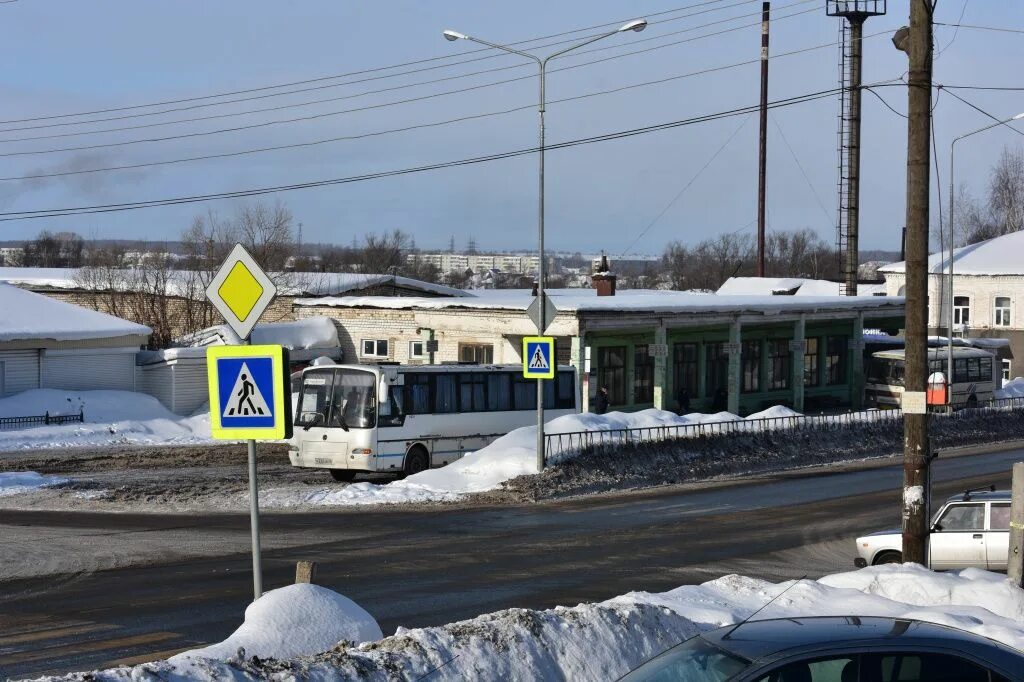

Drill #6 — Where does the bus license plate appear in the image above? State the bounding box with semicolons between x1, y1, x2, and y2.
314;457;332;465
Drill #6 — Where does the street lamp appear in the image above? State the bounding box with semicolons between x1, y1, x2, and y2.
443;19;647;472
946;111;1024;396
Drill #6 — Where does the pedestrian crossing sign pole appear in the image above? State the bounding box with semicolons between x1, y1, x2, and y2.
204;244;284;603
523;336;555;380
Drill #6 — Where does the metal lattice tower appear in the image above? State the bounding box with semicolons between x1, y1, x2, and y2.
827;0;886;296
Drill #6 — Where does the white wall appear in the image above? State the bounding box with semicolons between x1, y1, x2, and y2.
41;348;137;392
0;350;39;397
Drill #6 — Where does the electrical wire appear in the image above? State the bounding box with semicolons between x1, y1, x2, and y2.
0;86;849;221
0;1;821;143
942;88;1024;137
933;22;1024;35
0;0;760;127
619;115;751;257
0;29;872;165
770;112;834;226
934;0;970;60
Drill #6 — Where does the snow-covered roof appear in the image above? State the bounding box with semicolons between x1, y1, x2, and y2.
177;317;340;350
0;267;467;298
879;231;1024;276
295;287;904;316
0;283;151;343
718;277;887;297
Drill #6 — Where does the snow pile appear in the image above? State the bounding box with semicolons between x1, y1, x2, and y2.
0;389;212;452
172;584;381;668
996;377;1024;399
179;317;340;350
0;282;150;343
39;565;1024;681
0;471;67;496
263;407;802;507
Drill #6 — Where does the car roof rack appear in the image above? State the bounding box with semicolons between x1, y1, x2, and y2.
962;484;996;501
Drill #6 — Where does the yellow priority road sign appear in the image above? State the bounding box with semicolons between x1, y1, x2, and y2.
207;345;293;440
205;243;278;341
522;336;555;379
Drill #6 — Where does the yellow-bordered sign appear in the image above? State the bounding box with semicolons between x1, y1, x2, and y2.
207;344;292;440
522;336;555;379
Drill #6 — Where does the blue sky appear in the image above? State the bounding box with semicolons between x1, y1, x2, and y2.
0;0;1020;255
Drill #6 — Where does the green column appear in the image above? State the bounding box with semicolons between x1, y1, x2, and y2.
728;318;742;415
851;313;865;410
792;315;806;412
653;325;668;410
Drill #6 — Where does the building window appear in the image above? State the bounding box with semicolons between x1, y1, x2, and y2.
742;339;761;393
459;343;493;363
705;342;729;399
409;340;425;360
1003;359;1013;382
953;296;970;326
804;337;819;387
361;339;389;358
598;346;627;405
766;340;790;391
633;345;654;404
826;336;847;385
995;297;1012;327
673;342;699;400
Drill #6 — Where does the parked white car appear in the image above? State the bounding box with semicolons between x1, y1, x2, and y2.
854;489;1012;571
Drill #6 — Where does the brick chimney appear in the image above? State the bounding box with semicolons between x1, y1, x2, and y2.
591;255;616;296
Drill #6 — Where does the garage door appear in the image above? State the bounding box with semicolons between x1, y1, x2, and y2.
42;351;136;392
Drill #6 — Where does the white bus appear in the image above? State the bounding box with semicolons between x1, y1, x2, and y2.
865;347;998;409
289;363;579;481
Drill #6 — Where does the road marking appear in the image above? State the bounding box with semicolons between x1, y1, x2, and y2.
0;631;179;665
0;621;117;646
108;644;197;667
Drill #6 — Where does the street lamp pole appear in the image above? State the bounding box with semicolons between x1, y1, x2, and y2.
444;20;647;472
947;112;1024;396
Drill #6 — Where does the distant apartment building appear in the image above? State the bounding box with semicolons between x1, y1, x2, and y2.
407;252;540;275
0;247;24;266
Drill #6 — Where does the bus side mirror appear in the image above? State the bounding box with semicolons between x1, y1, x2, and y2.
378;375;389;405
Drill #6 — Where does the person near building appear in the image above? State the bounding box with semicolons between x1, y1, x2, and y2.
593;387;610;414
676;387;691;415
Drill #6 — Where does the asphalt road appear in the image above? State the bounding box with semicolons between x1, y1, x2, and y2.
1;444;1022;679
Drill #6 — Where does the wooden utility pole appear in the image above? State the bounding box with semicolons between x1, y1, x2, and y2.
756;1;770;277
901;0;934;565
1010;463;1024;587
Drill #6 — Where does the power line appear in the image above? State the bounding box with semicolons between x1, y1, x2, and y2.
933;22;1024;35
620;115;751;257
0;0;757;128
934;0;970;60
942;88;1024;137
0;1;821;144
0;86;849;221
770;112;834;226
0;26;861;165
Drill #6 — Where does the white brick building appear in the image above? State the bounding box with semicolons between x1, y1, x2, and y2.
879;230;1023;380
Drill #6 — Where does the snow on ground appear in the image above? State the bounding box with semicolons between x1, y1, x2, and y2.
0;389;213;452
0;471;67;496
997;377;1024;399
261;406;803;508
40;565;1024;681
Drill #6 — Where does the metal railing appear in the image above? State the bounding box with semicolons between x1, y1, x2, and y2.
545;397;1024;460
0;410;85;431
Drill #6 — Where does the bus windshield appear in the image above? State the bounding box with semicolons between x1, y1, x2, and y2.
868;357;905;386
296;368;377;429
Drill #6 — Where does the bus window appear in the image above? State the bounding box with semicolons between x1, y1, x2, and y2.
296;370;334;427
333;369;376;429
488;372;512;411
404;373;431;414
980;356;993;380
435;374;458;413
556;371;575;409
460;372;486;412
379;385;404;427
513;375;536;410
954;358;969;384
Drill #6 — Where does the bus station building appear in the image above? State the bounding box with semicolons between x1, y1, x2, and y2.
293;286;904;415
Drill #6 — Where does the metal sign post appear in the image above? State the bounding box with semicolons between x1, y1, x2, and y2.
205;244;287;602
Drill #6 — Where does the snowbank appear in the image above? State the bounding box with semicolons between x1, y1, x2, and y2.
997;377;1024;399
0;471;67;496
172;584;381;667
39;565;1024;681
263;407;802;508
0;389;212;452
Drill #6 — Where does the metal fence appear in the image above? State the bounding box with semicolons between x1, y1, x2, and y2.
0;410;85;431
545;397;1024;460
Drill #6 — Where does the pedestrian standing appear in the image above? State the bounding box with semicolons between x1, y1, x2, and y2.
593;387;610;414
676;386;691;415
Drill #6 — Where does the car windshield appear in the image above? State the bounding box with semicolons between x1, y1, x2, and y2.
619;635;749;682
296;368;377;429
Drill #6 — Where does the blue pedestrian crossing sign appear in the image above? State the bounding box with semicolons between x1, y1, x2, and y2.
207;345;292;440
522;336;555;379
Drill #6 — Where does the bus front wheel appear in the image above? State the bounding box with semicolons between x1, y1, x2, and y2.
401;446;430;478
330;469;357;482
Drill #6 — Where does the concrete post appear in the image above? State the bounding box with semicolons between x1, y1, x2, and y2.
653;325;668;410
1009;462;1024;587
792;315;806;412
728;319;742;415
851;312;865;410
571;334;587;413
295;560;318;584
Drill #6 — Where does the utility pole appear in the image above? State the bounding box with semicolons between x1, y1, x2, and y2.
756;1;770;277
900;0;933;565
1010;462;1024;587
